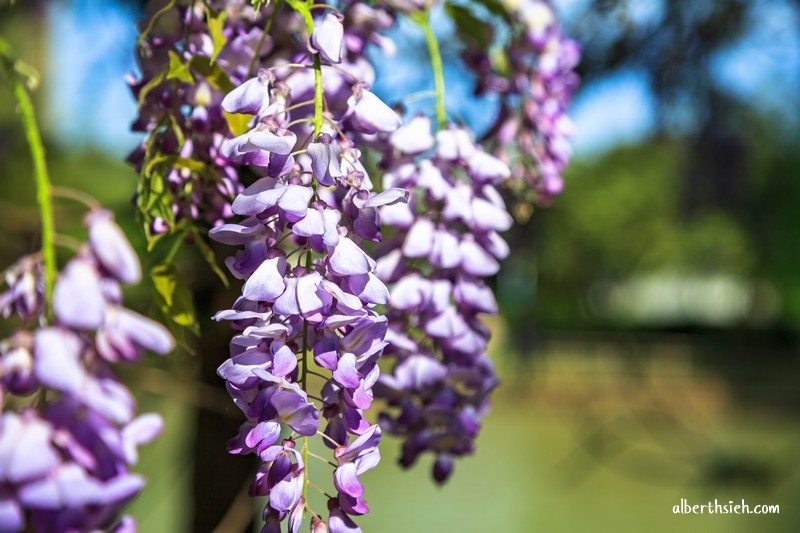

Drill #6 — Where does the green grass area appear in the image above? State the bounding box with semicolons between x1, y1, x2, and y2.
125;341;800;532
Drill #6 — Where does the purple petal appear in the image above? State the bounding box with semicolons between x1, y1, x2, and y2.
269;474;304;512
460;239;500;276
333;353;361;389
402;218;434;258
436;128;475;161
34;328;84;395
425;307;468;339
471;197;512;231
277;185;314;222
115;308;175;355
313;335;339;371
363;188;408;208
310;13;344;64
247;129;297;155
307;142;343;186
271;343;298;378
431;229;462;269
289;497;305;533
209;219;267;245
243;257;287;302
389;275;430;310
468;150;511;183
122;413;163;464
328;505;362;533
417;160;451;200
0;414;58;484
348;90;401;134
390;116;434;154
297;273;330;322
454;278;498;314
333;462;363;498
274;277;301;316
292;209;325;238
327;237;376;276
0;497;23;532
343;273;388;305
271;391;319;436
433;454;454;484
54;259;106;329
231;178;284;216
87;210;141;284
246;420;281;449
222;74;269;115
338;493;369;516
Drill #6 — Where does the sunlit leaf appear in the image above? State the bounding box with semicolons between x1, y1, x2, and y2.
151;263;201;334
167;50;195;84
207;10;228;64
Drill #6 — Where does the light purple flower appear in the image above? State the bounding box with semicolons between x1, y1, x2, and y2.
310;14;345;64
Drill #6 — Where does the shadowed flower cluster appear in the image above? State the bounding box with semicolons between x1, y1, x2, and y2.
467;0;580;201
0;210;173;532
373;119;507;482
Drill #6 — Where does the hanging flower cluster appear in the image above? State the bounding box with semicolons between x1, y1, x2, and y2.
125;0;580;530
467;0;581;201
206;3;412;529
0;211;174;532
371;119;510;483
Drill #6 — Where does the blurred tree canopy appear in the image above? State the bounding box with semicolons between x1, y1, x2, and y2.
500;0;800;346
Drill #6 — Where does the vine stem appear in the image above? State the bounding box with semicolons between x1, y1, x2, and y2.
312;54;324;139
416;10;447;130
13;81;56;319
287;0;325;140
301;238;313;511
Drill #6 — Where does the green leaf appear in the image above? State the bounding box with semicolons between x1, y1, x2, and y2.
189;56;235;94
252;0;271;11
224;111;252;136
207;10;228;64
151;263;200;333
445;4;494;49
167;50;195;84
192;228;230;288
470;0;508;17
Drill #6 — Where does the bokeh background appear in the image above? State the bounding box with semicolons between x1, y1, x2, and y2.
1;0;800;531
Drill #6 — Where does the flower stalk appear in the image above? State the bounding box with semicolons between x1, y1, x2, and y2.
416;10;447;129
12;81;56;319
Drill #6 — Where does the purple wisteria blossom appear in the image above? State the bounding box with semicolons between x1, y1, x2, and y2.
130;0;580;527
373;121;506;483
0;210;173;532
468;0;580;200
211;5;404;527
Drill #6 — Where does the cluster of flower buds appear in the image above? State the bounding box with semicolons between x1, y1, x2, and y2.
371;118;509;482
467;0;580;200
209;4;409;530
0;210;174;532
